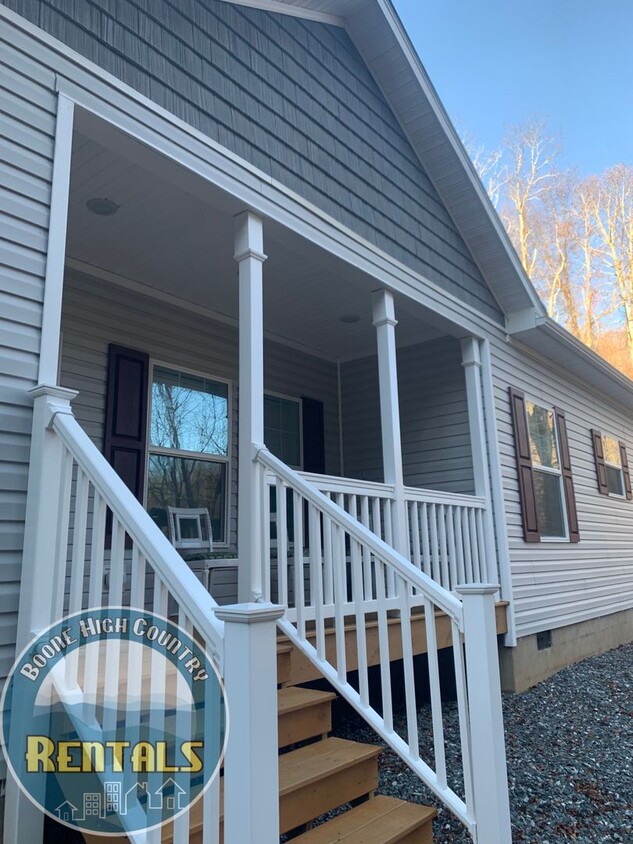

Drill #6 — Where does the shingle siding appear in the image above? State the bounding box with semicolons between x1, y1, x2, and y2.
1;0;502;322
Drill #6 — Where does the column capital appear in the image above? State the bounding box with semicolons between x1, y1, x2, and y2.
234;247;267;263
460;336;482;368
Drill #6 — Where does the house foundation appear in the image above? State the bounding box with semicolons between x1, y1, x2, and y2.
500;609;633;693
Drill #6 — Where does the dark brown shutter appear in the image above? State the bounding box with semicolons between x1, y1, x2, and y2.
104;344;149;501
508;388;540;542
591;429;609;495
553;407;580;543
301;397;325;474
619;441;632;499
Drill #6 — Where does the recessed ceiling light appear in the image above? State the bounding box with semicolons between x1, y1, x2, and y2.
86;197;120;216
340;314;360;324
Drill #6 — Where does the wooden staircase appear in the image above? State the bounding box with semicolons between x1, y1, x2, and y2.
82;684;435;844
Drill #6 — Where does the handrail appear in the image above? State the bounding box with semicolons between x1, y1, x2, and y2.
255;444;463;625
404;485;486;509
298;471;396;497
52;410;225;666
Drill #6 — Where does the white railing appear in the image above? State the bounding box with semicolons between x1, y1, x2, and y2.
10;388;282;844
299;472;493;593
258;447;512;843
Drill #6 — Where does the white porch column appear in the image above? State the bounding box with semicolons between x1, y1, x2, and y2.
461;337;498;584
215;603;285;844
372;289;407;556
235;211;267;602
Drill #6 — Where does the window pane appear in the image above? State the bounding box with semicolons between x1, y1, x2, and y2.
602;436;621;467
533;469;566;538
526;402;559;469
264;395;302;468
606;464;624;496
147;454;226;543
151;367;228;456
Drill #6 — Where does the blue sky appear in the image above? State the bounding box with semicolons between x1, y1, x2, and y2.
392;0;633;176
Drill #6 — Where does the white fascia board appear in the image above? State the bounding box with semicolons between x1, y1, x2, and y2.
0;5;506;342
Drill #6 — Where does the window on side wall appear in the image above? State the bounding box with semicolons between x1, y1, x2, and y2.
591;430;632;498
147;365;230;544
508;388;580;543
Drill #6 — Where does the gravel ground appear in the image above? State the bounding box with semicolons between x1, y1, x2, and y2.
333;643;633;843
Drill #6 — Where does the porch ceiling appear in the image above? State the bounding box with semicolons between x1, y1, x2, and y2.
65;111;453;362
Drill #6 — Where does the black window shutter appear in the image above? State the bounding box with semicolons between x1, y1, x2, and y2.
301;397;325;474
104;344;150;501
553;407;580;543
591;429;609;495
508;387;540;542
619;441;632;499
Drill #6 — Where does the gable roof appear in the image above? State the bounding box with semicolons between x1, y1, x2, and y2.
227;0;547;320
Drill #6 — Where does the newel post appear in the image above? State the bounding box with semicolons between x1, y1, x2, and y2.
456;585;512;844
372;289;408;556
215;603;285;844
235;211;267;602
4;384;77;844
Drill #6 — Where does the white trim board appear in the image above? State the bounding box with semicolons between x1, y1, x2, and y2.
218;0;344;27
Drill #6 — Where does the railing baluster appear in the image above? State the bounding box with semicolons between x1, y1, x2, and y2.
438;504;449;590
309;504;326;661
429;503;440;586
68;468;89;615
323;513;334;606
421;502;431;579
424;597;446;786
410;501;421;572
447;505;458;592
397;574;419;759
360;496;373;600
383;500;395;597
52;447;73;620
452;621;475;818
293;490;305;640
374;559;393;733
454;505;466;586
333;521;347;680
475;507;487;582
262;467;271;601
102;518;125;737
350;537;369;708
277;479;289;607
468;507;481;583
462;507;474;582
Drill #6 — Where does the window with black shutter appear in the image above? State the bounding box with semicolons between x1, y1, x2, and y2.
591;429;632;499
508;388;579;543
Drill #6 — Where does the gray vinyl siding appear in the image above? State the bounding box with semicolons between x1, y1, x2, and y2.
0;39;56;688
341;337;474;495
492;338;633;637
1;0;502;323
59;270;341;551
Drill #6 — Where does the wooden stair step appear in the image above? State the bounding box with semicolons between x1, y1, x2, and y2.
292;795;436;844
279;737;381;833
278;686;336;748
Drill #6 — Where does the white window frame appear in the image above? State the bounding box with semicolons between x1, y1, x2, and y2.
526;398;569;542
145;360;232;548
264;390;303;470
601;433;625;498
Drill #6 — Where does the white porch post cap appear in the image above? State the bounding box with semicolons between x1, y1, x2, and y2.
28;384;78;401
214;602;286;624
455;583;499;596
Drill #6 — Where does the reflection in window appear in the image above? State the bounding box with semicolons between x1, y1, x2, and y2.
602;435;624;496
526;400;567;539
148;366;229;543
